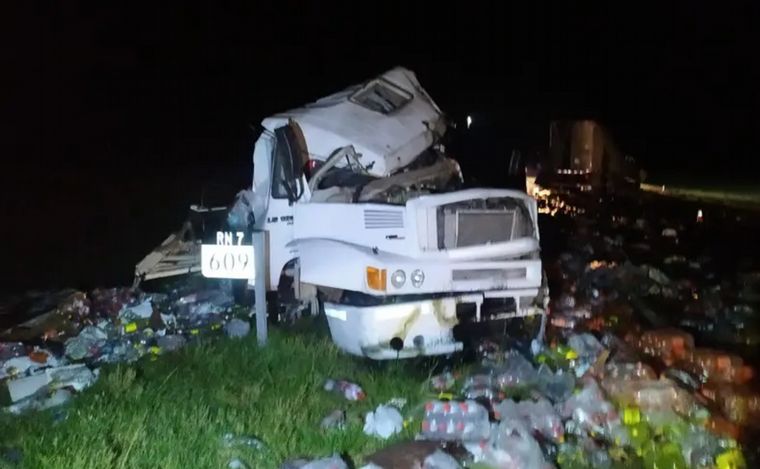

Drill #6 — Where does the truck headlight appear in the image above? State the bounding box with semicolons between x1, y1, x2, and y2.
411;269;425;287
390;269;406;288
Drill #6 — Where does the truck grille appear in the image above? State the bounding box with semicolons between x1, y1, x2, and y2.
364;209;404;229
437;198;532;249
450;210;516;247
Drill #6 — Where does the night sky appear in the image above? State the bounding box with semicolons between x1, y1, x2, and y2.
2;2;758;292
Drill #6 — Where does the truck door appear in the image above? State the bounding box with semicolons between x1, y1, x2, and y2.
263;122;309;289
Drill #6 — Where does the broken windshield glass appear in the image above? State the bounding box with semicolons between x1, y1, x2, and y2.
310;145;462;205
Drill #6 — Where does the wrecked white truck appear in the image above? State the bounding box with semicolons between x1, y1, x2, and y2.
137;67;546;359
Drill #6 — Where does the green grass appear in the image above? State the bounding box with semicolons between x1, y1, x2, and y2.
641;182;760;209
0;329;448;469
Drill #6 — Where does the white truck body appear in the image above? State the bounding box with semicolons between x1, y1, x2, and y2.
249;68;544;359
138;67;545;359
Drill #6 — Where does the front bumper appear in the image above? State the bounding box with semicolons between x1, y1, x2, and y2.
324;288;543;359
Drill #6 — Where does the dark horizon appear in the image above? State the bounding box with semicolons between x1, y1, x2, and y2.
2;2;758;293
6;2;759;177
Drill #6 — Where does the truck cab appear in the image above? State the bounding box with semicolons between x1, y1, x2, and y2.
244;68;546;359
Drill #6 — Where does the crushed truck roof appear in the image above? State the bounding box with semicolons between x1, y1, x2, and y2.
261;67;446;177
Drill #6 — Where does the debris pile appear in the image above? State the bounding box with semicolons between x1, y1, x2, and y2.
2;189;758;468
0;283;250;414
530;200;758;467
330;199;758;468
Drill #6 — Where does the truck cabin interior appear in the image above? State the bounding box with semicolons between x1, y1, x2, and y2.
273;120;463;205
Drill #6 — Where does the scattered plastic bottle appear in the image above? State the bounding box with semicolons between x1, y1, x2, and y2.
430;371;457;391
421;400;491;441
556;293;577;310
462;383;502;403
224;318;251;339
494;399;564;443
462;373;493;390
715;447;746;469
488;420;549;468
536;364;576;403
221;433;265;450
536;344;579;371
494;351;538;389
568;333;604;362
626;421;652;453
556;442;588;469
642;441;687;469
320;409;346;430
323;379;365;401
156;334;186;352
227;458;249;469
0;342;26;361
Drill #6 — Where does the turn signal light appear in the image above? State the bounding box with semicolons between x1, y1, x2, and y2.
366;266;387;291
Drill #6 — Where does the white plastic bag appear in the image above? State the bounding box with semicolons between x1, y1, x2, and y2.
363;405;403;439
423;449;461;469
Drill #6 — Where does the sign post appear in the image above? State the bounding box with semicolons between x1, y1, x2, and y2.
201;229;267;345
252;230;267;346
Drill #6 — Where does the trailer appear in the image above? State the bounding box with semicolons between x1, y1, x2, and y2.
536;120;640;194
